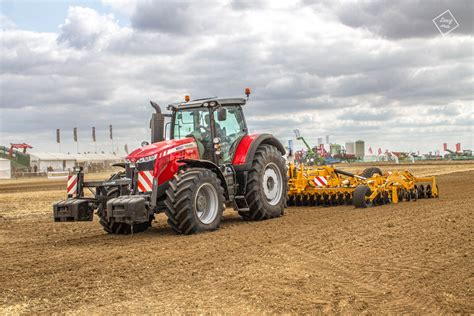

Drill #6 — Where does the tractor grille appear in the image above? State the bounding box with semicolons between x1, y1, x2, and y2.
125;161;155;193
136;160;155;171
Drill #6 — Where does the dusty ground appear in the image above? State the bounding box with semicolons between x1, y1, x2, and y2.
0;163;473;313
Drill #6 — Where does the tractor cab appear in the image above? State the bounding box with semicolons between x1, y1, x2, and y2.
167;98;248;164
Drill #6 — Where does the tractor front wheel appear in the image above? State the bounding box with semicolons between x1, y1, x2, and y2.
97;173;151;235
165;168;225;235
240;145;287;220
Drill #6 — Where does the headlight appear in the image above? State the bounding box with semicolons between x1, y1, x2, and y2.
136;154;157;163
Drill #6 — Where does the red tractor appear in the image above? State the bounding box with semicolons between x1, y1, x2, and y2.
53;90;288;234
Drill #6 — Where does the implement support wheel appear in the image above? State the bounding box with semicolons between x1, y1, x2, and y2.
353;185;373;208
360;167;383;178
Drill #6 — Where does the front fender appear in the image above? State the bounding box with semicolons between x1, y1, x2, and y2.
112;162;126;169
179;159;229;199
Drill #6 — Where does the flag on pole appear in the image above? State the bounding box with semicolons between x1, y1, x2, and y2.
73;127;77;142
455;143;461;152
56;129;60;143
319;144;326;154
378;148;382;155
92;127;96;142
368;147;373;155
443;143;447;151
109;125;113;140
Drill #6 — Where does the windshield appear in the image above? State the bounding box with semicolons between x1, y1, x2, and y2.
172;107;212;160
172;105;247;163
172;108;210;140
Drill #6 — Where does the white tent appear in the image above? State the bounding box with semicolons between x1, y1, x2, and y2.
0;158;12;179
71;153;124;172
29;152;124;173
69;153;124;163
29;152;76;173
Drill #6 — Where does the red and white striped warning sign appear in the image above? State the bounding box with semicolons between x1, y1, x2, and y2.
67;175;78;195
137;170;154;192
313;176;328;187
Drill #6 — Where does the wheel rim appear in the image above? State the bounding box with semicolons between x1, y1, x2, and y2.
194;183;219;225
263;162;283;206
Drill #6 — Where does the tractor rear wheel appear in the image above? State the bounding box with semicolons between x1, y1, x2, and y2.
360;167;383;178
97;173;151;235
239;145;287;220
165;168;225;235
353;185;373;208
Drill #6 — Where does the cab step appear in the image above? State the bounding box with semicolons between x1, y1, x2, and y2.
233;195;249;212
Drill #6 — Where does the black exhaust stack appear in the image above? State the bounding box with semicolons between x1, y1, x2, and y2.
150;101;165;143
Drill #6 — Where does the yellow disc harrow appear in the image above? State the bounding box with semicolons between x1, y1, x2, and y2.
287;163;438;208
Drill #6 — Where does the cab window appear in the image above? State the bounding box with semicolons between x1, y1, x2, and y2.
173;108;208;139
213;106;246;163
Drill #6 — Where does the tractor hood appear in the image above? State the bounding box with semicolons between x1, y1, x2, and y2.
126;138;196;163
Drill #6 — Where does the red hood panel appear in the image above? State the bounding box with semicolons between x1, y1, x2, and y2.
126;138;195;162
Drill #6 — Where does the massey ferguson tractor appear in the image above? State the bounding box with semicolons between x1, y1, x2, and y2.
53;89;288;235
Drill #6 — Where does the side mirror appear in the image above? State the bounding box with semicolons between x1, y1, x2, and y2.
217;108;227;121
141;141;150;147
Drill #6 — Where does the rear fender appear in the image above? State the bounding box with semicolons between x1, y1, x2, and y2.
232;134;285;171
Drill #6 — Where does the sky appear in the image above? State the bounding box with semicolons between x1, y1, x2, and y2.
0;0;473;155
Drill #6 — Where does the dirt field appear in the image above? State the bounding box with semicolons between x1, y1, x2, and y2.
1;163;473;313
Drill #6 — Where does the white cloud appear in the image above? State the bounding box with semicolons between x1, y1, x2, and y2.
58;6;121;49
0;2;473;154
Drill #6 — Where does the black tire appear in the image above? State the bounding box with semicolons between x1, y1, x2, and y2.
165;168;225;235
239;145;287;220
97;173;151;235
360;167;383;178
353;185;373;208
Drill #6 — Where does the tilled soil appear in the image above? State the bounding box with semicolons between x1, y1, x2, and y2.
0;171;473;313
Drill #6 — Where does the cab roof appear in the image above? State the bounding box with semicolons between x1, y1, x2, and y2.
167;97;246;110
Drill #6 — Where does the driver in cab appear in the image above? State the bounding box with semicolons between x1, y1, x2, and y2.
200;114;224;160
